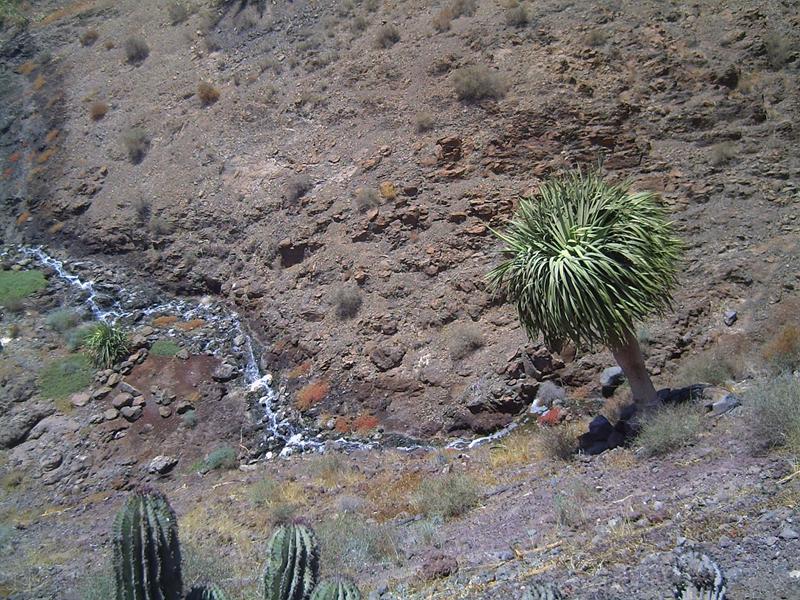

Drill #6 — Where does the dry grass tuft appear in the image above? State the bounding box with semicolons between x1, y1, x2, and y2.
197;81;220;106
674;346;740;386
536;423;579;462
761;324;800;373
413;473;481;519
709;141;737;167
89;101;108;121
80;28;99;46
485;429;534;469
453;65;507;102
414;112;436;133
636;402;703;456
332;286;362;320
354;187;381;212
124;36;149;64
745;374;800;454
374;24;400;49
122;127;149;164
447;323;484;360
295;379;330;411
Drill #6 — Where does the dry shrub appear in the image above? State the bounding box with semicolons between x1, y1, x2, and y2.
352;413;380;432
89;101;108;121
414;112;435;133
764;31;793;70
453;65;507;101
505;5;529;27
413;473;481;519
197;81;220;106
450;0;477;17
354;187;381;212
286;361;312;379
447;323;484;360
285;174;313;202
553;479;592;528
637;402;703;456
167;0;189;25
332;286;362;319
745;374;800;454
80;28;99;47
432;7;454;32
709;141;737;167
124;36;149;64
585;28;607;47
317;514;398;573
104;39;115;50
761;324;800;373
675;346;740;386
351;14;368;34
296;379;330;411
537;423;579;462
122;127;149;164
374;24;399;49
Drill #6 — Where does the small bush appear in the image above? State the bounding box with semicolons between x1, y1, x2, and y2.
374;24;400;49
80;28;99;47
181;410;198;429
537;424;578;461
317;513;397;572
89;101;108;121
249;477;300;522
675;348;738;385
746;374;800;453
167;0;189;25
149;215;173;237
332;286;362;319
0;269;46;307
150;339;181;356
432;8;453;32
197;81;220;106
295;379;330;411
761;324;800;373
453;65;507;102
285;174;313;202
66;323;96;351
84;322;129;368
585;28;607;47
46;309;81;333
308;453;351;486
709;141;737;167
38;355;93;399
636;402;703;456
199;446;238;472
413;473;481;519
124;36;149;64
447;323;484;360
505;5;529;27
122;127;150;164
78;563;115;600
351;14;368;33
414;112;436;133
354;187;381;212
553;479;592;528
764;32;793;70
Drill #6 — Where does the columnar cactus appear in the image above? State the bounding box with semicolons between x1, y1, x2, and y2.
186;585;228;600
112;488;183;600
263;523;320;600
310;578;362;600
521;583;563;600
673;552;727;600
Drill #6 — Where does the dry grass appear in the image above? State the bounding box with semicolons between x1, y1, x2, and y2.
709;141;737;167
536;423;580;462
122;127;149;164
505;5;529;27
374;24;400;49
674;346;740;386
89;101;108;121
453;65;507;102
484;429;534;469
764;31;793;70
432;7;454;32
745;374;800;454
412;473;481;519
295;379;330;411
414;112;436;133
197;81;220;106
636;402;703;456
553;479;593;529
761;324;800;373
354;187;381;212
79;28;98;46
447;323;484;360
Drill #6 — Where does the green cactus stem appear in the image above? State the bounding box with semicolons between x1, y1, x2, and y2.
309;578;362;600
185;585;228;600
521;583;563;600
263;523;320;600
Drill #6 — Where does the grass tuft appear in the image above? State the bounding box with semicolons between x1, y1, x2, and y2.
332;287;362;320
447;323;484;360
197;81;220;106
745;374;800;454
38;355;93;399
413;473;481;519
122;127;150;164
150;339;181;356
374;24;400;49
761;324;800;374
317;513;398;574
636;402;703;456
0;269;46;307
453;65;507;102
45;309;82;333
124;36;149;64
84;322;129;368
196;446;238;472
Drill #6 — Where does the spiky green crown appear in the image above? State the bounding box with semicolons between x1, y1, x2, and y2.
186;585;228;600
488;170;681;350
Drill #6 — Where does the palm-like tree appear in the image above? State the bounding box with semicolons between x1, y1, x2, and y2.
488;170;681;410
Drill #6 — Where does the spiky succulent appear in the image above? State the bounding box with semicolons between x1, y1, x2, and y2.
186;585;228;600
521;582;563;600
488;169;681;351
263;523;320;600
84;321;130;368
673;552;727;600
112;488;182;600
310;578;362;600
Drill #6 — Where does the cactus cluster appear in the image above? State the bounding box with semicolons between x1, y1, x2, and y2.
673;552;727;600
112;490;361;600
521;582;563;600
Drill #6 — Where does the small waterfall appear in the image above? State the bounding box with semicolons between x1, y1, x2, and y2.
17;245;516;457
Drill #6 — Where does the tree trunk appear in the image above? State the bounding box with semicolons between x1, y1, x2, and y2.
610;331;659;411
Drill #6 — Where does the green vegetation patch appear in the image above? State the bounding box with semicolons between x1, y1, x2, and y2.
150;339;182;356
0;0;27;27
38;354;94;399
0;269;47;306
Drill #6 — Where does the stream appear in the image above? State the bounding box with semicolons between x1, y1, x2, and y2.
16;246;517;457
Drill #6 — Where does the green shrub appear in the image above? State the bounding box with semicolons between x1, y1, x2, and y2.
413;473;481;519
197;446;238;472
453;65;507;102
0;269;46;307
150;339;182;356
745;374;800;454
66;323;97;351
84;322;130;368
38;355;93;399
181;410;198;429
46;309;82;333
637;402;703;456
317;513;398;573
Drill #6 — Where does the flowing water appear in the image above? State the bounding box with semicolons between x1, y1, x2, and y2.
16;246;516;456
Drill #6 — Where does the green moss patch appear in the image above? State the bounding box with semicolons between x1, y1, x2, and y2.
38;355;93;399
150;339;182;356
0;269;47;306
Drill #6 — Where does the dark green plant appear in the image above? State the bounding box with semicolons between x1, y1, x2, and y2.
113;488;183;600
263;523;320;600
521;583;563;600
310;579;361;600
186;585;228;600
85;322;130;368
488;170;681;409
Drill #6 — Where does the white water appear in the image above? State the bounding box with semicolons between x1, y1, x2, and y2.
17;246;517;457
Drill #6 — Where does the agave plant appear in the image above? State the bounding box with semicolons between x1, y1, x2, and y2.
84;322;130;368
488;169;681;409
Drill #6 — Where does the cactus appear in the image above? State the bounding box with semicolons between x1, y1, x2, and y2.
186;585;228;600
263;523;320;600
673;552;727;600
112;488;183;600
521;583;563;600
310;578;362;600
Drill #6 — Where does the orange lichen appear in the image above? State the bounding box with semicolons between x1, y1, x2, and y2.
35;148;55;164
176;319;205;331
16;212;31;226
45;129;60;144
48;222;65;234
152;315;179;327
295;380;330;411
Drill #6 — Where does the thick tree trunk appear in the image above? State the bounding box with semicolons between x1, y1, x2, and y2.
610;331;659;411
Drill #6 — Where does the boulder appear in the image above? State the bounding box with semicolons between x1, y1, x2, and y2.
212;363;238;382
148;455;178;474
600;366;625;397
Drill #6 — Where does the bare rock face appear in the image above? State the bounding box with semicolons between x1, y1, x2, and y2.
368;343;406;372
0;404;55;449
